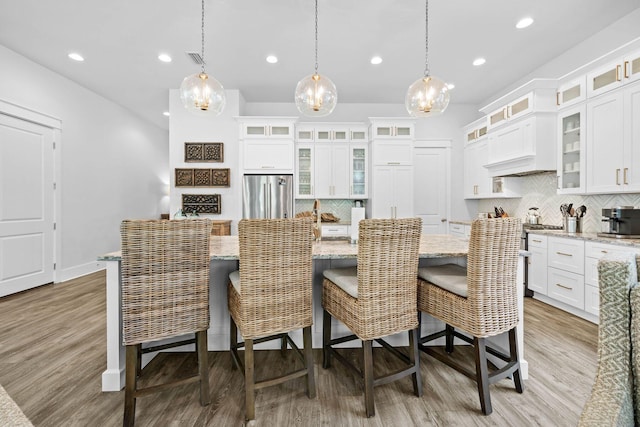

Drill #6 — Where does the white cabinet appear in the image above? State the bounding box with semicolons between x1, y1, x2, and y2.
350;144;368;198
586;82;640;193
485;115;556;177
464;120;488;144
296;123;368;143
556;76;586;109
295;144;314;198
557;104;585;194
242;139;294;173
370;165;413;219
315;144;350;198
527;235;548;295
321;224;350;237
464;140;491;198
241;119;295;139
487;93;534;129
372;140;413;166
370;121;414;139
449;223;470;239
546;236;585;310
587;50;640;98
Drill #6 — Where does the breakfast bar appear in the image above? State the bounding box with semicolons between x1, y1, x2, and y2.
99;234;527;391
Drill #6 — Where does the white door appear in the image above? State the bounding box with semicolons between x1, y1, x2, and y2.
0;113;54;297
414;147;448;234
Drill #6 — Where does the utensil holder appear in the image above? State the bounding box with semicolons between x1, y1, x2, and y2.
564;217;581;233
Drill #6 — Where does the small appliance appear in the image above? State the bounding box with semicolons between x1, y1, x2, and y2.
598;207;640;238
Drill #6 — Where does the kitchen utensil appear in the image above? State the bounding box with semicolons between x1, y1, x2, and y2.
579;205;587;217
570;207;575;217
568;203;573;215
560;204;568;217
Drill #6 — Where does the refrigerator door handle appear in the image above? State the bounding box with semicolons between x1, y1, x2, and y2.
263;183;268;219
267;183;272;219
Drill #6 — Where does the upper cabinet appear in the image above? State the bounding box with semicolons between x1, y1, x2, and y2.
557;104;585;194
487;93;534;129
587;49;640;98
238;117;297;173
465;120;488;144
585;81;640;193
556;76;586;109
369;118;415;166
295;123;368;143
369;119;414;139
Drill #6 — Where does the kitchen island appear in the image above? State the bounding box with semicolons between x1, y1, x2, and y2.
99;234;527;391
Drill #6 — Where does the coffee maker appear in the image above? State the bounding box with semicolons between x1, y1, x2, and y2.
599;207;640;238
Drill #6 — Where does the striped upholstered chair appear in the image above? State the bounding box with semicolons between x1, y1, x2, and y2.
579;253;640;426
120;219;212;427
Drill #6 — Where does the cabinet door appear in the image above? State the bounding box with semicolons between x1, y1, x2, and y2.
548;237;584;275
624;82;640;191
393;166;414;218
371;166;395;218
243;140;294;172
487;118;532;165
586;91;624;193
296;145;314;198
350;145;368;197
587;58;624;98
314;145;333;197
557;105;585;193
624;49;640;84
372;123;413;139
488;107;508;129
547;268;585;310
296;127;314;142
557;77;586;108
463;140;490;199
331;145;350;197
527;245;548;295
372;141;413;165
508;93;532;121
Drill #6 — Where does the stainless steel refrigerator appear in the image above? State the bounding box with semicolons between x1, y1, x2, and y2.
242;174;294;219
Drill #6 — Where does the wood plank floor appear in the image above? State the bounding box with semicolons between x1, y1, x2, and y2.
0;271;598;426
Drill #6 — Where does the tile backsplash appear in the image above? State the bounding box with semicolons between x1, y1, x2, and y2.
478;172;640;233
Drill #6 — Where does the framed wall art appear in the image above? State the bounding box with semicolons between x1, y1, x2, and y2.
184;142;224;162
182;194;221;214
175;168;230;187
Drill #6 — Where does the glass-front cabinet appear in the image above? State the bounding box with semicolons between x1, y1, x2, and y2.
557;77;586;108
295;144;314;198
587;50;640;98
557;105;585;193
350;144;368;197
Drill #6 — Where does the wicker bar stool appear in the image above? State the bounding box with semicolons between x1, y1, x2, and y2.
322;218;423;418
417;218;524;415
228;218;316;421
120;219;212;427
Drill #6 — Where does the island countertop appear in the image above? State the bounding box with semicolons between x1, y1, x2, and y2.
97;234;470;262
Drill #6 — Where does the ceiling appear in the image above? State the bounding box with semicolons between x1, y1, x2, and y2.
1;0;640;130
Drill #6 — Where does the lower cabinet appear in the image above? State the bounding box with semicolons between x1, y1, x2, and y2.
547;267;585;310
321;224;350;238
527;235;547;295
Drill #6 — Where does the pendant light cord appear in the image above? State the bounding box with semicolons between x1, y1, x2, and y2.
201;0;206;73
424;0;430;77
314;0;319;74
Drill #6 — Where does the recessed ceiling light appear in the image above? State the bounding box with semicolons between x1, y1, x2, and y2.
163;111;170;117
447;83;455;90
68;52;84;62
473;58;486;66
516;17;534;29
266;55;278;64
158;53;172;63
370;56;383;65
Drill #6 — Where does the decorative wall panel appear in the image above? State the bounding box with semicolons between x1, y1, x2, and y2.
175;168;230;187
182;194;221;214
184;142;224;162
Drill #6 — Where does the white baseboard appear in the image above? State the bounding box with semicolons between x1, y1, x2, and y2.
55;261;105;283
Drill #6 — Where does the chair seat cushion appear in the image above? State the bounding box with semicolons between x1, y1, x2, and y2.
229;270;240;294
323;266;358;298
418;264;468;298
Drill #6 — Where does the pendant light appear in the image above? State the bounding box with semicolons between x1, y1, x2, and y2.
180;0;226;116
294;0;337;117
405;0;450;117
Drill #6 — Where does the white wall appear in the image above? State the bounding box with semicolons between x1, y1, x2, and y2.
169;89;243;234
0;44;168;281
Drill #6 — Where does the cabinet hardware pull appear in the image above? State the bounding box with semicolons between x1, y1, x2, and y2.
616;65;622;81
556;92;560;106
556;283;573;290
601;250;608;254
503;108;508;120
532;239;542;243
388;162;400;165
262;165;275;169
616;168;621;185
556;252;573;257
624;61;630;79
624;168;629;185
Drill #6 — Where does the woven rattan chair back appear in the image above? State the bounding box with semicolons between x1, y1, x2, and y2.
120;219;212;346
466;217;521;336
355;218;422;340
233;217;314;339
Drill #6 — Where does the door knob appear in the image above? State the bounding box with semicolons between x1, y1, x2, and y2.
440;218;447;222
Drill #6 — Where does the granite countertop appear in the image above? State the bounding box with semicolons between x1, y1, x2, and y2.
527;229;640;248
98;234;470;261
450;220;472;226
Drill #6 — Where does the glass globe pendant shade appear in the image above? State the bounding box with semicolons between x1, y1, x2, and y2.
405;75;450;117
180;72;226;116
295;73;337;117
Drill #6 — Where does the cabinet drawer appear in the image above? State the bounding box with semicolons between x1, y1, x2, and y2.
584;284;599;316
584;256;600;287
321;224;350;237
548;237;584;274
585;241;640;259
547;267;585;310
449;223;465;237
527;234;547;249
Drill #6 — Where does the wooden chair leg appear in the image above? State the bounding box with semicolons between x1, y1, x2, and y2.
230;316;238;370
409;327;423;397
474;337;492;415
303;326;316;399
136;344;142;378
445;324;455;354
123;345;138;427
322;309;332;369
509;327;524;393
363;340;375;418
196;330;211;406
281;333;288;357
244;338;256;421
